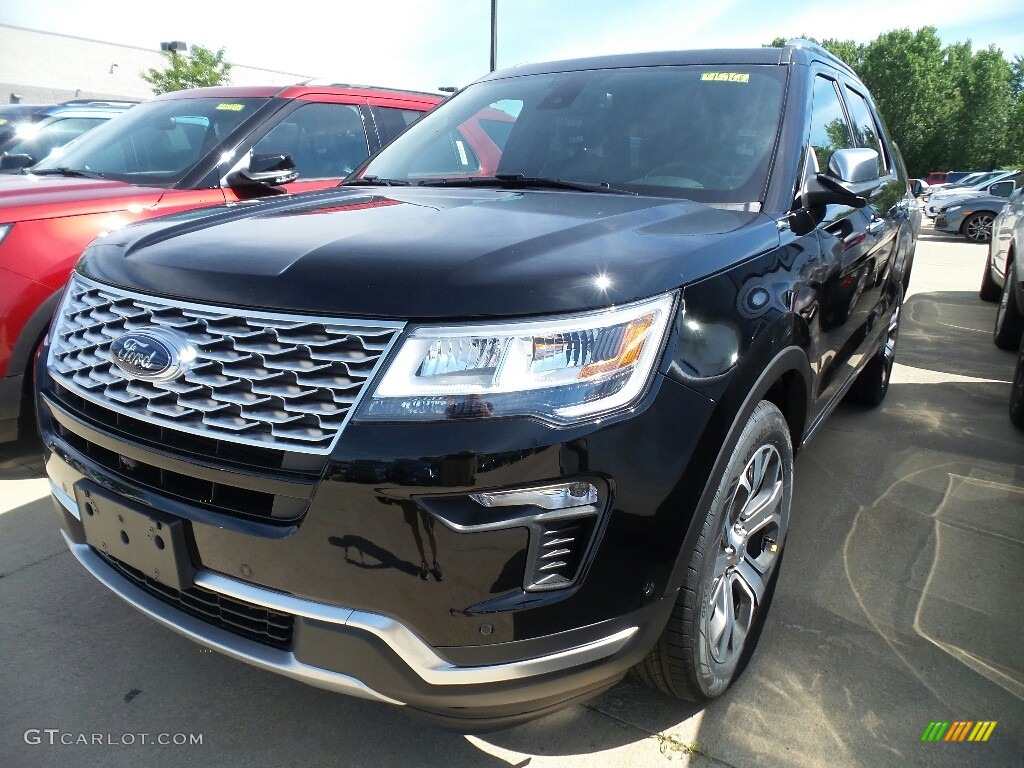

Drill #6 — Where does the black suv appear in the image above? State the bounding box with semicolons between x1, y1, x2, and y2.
37;42;916;729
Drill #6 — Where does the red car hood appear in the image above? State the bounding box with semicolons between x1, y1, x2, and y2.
0;174;165;221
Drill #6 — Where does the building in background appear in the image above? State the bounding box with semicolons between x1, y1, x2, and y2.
0;24;312;104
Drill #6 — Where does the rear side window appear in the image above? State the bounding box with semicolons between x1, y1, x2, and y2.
808;76;854;174
254;102;369;179
373;107;425;144
844;87;888;175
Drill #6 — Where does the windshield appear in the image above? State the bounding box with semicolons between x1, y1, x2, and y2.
950;173;983;186
32;97;266;185
358;65;787;203
1;117;107;164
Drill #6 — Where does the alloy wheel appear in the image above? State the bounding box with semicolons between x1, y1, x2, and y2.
965;213;994;243
881;300;901;384
705;444;787;665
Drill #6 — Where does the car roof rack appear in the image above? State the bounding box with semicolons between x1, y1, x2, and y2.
784;39;858;77
60;99;140;107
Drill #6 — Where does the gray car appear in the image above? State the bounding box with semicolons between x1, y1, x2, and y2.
925;169;1020;216
934;174;1022;243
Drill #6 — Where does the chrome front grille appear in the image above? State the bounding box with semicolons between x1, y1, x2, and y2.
47;274;403;453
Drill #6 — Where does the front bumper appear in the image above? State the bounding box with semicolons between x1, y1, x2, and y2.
933;213;962;234
53;484;673;727
39;363;713;726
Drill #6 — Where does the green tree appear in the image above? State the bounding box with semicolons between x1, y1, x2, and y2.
858;28;946;176
768;28;1024;176
141;45;232;95
957;47;1015;168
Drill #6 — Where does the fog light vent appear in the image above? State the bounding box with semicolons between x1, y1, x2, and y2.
528;515;598;590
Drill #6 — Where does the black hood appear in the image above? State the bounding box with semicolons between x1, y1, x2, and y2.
79;186;779;319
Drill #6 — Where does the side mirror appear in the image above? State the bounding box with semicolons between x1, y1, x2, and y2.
910;179;923;197
989;180;1014;198
226;152;298;194
0;152;36;171
827;147;880;185
800;147;880;213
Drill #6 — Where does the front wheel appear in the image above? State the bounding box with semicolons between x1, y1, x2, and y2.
634;401;793;701
963;212;995;244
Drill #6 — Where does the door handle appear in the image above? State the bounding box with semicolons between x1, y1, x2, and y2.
866;216;886;235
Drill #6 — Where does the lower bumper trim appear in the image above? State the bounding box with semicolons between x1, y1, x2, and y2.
59;530;404;706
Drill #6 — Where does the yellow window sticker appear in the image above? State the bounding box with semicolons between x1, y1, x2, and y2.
215;103;245;111
701;72;750;83
0;119;7;125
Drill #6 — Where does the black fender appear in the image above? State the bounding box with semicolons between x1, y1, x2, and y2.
663;341;812;597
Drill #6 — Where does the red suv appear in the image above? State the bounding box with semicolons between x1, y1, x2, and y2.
0;84;440;441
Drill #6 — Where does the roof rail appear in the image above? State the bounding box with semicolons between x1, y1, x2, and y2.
785;38;858;76
60;99;140;106
298;78;440;97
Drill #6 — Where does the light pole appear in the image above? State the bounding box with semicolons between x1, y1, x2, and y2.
490;0;497;72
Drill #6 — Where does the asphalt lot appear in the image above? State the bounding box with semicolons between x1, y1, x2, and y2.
1;222;1021;767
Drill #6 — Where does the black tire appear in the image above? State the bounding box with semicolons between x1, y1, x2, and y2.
962;212;995;244
1011;336;1024;430
847;288;902;406
994;262;1023;351
980;250;1001;301
634;400;793;702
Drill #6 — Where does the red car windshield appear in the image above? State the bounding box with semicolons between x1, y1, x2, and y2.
31;97;267;186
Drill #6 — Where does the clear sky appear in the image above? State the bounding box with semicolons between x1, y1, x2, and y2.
1;0;1021;92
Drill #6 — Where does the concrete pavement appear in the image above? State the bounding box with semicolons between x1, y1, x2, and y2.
1;225;1021;767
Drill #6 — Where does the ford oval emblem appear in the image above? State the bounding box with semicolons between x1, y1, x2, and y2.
110;331;184;380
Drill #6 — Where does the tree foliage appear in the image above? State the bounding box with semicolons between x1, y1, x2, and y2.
768;28;1024;175
141;45;232;95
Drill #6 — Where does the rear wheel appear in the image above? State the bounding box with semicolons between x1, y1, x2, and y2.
635;401;792;701
994;264;1023;351
980;251;1001;301
1010;337;1024;430
847;288;902;406
963;212;995;244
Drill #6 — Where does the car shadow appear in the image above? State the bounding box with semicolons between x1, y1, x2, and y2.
0;420;45;480
900;290;1016;382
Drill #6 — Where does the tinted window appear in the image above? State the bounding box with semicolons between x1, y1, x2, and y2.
360;66;787;203
32;98;265;184
373;107;424;144
844;87;887;175
254;102;368;180
808;76;854;174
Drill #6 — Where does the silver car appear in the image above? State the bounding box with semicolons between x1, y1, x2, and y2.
934;175;1020;243
980;185;1024;349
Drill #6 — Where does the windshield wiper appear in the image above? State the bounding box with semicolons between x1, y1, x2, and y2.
418;174;637;195
342;175;410;187
29;166;106;179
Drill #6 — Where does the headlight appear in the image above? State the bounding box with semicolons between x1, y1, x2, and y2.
356;292;677;424
941;205;960;214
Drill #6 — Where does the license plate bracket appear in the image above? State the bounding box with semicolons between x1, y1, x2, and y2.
76;482;195;593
